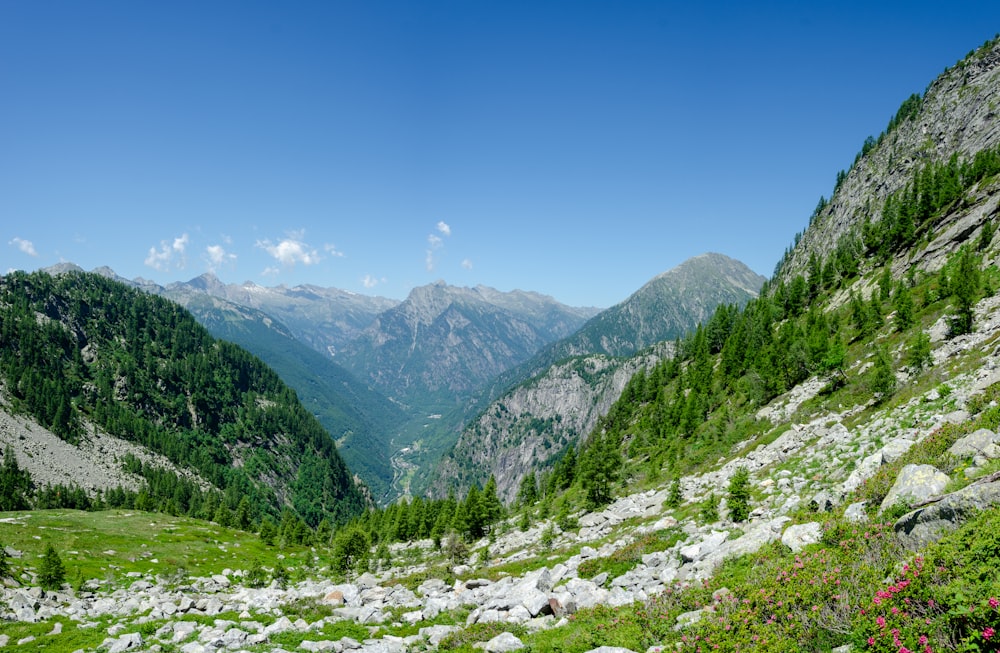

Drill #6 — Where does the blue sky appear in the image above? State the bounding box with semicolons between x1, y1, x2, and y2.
3;2;999;308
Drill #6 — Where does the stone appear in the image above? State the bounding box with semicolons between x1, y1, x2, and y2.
948;428;1000;459
895;480;1000;549
107;632;144;653
419;625;461;646
842;452;884;493
880;464;950;513
674;608;704;630
476;631;525;652
584;649;638;653
781;522;823;552
844;501;869;523
300;641;340;652
324;590;345;606
880;438;914;463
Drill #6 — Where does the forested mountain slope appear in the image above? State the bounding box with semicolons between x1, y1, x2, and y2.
158;286;407;502
0;270;366;525
428;253;762;501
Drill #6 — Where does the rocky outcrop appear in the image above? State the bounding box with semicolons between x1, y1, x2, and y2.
780;39;1000;282
895;477;1000;550
431;348;665;501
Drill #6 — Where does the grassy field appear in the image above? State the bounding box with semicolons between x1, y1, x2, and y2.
0;509;316;585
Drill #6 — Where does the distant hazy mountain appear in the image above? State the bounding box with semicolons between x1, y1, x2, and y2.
170;273;400;357
336;281;600;406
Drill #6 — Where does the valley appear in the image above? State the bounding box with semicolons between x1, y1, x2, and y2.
3;25;1000;653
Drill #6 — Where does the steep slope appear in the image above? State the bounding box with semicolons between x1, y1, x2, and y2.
559;253;765;358
430;345;669;501
429;254;762;499
0;270;366;525
161;290;407;502
777;40;1000;283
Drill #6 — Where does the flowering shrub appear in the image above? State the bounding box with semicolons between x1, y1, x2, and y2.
858;507;1000;652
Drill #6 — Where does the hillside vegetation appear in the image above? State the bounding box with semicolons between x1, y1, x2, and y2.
0;270;365;526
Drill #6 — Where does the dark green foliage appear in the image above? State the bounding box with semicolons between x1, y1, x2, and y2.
666;479;682;509
38;544;66;590
515;471;538;507
893;280;915;331
700;492;719;523
907;332;933;373
258;517;277;546
331;525;371;573
0;446;33;511
950;245;981;335
0;270;365;526
869;346;897;400
726;467;751;523
579;430;622;509
0;543;11;579
245;559;268;588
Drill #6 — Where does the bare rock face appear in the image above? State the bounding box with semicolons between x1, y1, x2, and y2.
780;40;1000;282
429;347;665;501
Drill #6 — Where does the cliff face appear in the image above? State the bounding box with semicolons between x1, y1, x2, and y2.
430;345;669;501
780;40;1000;282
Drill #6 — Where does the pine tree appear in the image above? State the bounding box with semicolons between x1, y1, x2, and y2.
727;467;752;523
907;332;933;373
38;544;66;590
0;446;33;511
481;475;504;530
869;346;897;400
893;281;915;331
258;517;277;546
666;479;683;509
0;542;11;579
951;245;981;336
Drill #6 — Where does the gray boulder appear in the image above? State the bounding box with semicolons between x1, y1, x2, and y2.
880;464;950;513
895;480;1000;549
781;522;823;552
948;428;1000;460
476;631;525;652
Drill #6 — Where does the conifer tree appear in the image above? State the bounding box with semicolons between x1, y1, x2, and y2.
38;544;66;590
727;467;752;523
666;478;683;509
893;281;915;331
951;245;981;336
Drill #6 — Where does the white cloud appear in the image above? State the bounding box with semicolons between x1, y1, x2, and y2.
461;258;473;270
145;233;189;271
361;274;385;289
256;232;321;267
9;237;38;257
324;243;345;258
262;266;280;277
205;244;236;270
424;222;452;272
